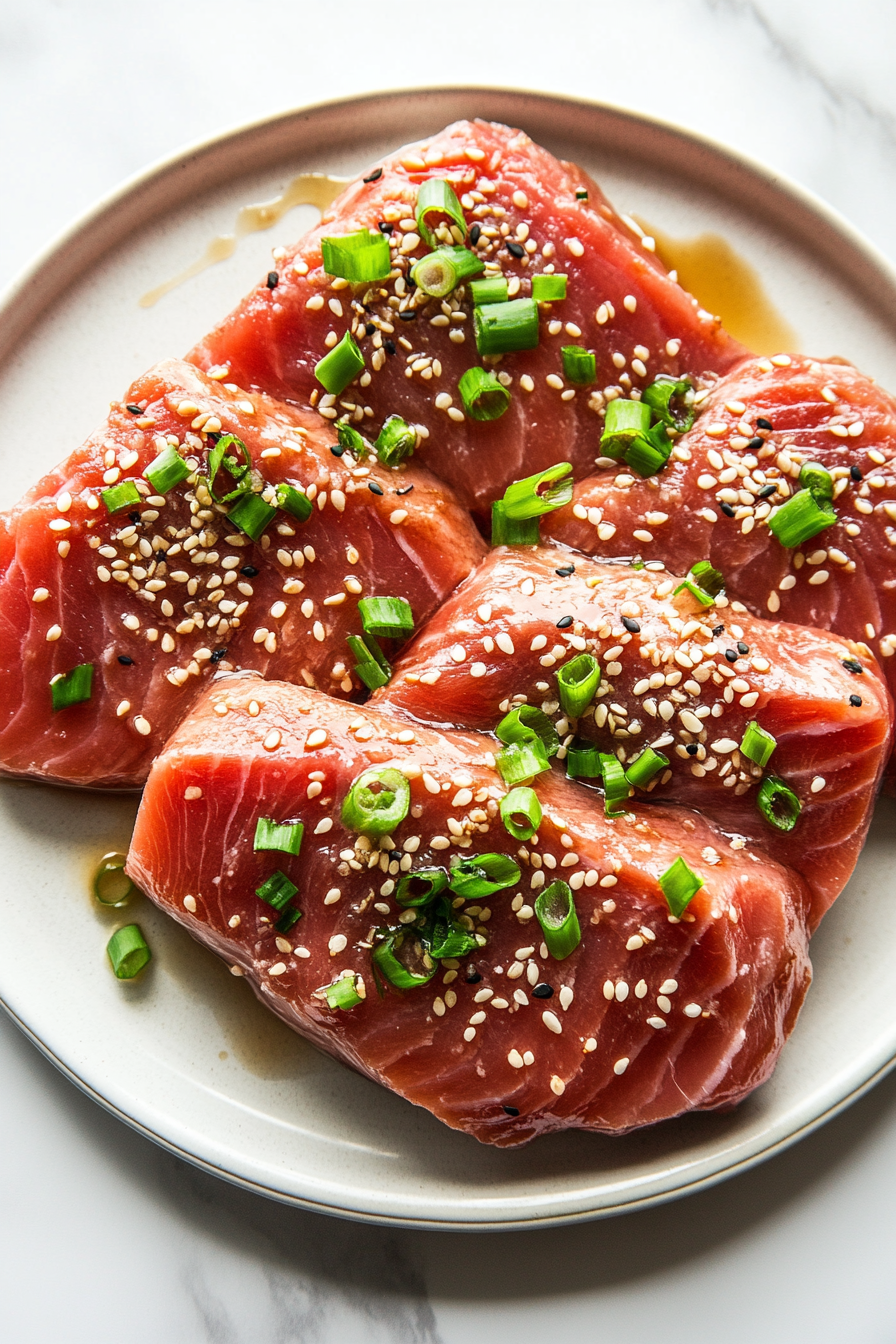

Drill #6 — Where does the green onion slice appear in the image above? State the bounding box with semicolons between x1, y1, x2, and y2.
145;444;190;495
375;415;416;467
254;818;304;855
275;907;303;933
490;501;540;546
688;560;725;597
600;398;651;460
625;424;672;478
106;924;151;979
337;421;371;459
314;331;365;396
566;741;603;778
256;870;299;911
625;747;669;789
448;853;520;899
740;721;777;769
93;852;136;907
757;775;801;831
659;856;704;918
561;345;596;385
496;738;551;786
101;481;142;514
799;461;834;503
411;246;483;298
496;705;559;757
342;767;410;837
324;973;365;1010
469;276;508;306
415;178;466;248
275;483;313;523
372;930;436;989
768;489;836;548
534;880;581;960
673;578;715;608
207;433;252;502
426;896;481;960
358;595;414;639
226;492;277;541
500;786;542;841
458;367;511;421
474;297;540;357
532;274;567;302
600;752;630;816
321;229;391;283
502;461;573;519
641;375;694;432
556;652;601;718
50;663;93;711
346;633;391;691
396;868;449;908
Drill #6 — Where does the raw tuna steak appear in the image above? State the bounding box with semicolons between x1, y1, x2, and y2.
189;119;746;515
0;359;484;788
127;679;811;1145
376;545;891;926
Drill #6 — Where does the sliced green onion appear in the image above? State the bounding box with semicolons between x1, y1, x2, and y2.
314;331;365;396
372;930;436;989
768;489;836;548
561;345;596;385
321;229;391;283
337;421;371;459
50;663;93;711
575;188;589;201
659;856;704;918
740;721;777;769
625;425;672;478
757;775;801;831
600;752;629;816
458;367;511;421
396;868;449;907
342;767;410;837
490;501;540;545
324;973;365;1010
375;415;416;466
496;738;551;786
256;870;298;911
145;445;190;495
206;433;252;502
415;178;466;247
502;461;573;519
346;633;391;691
673;578;715;608
600;398;651;460
276;483;313;523
93;852;136;907
625;747;669;788
531;274;567;302
641;375;694;432
106;924;151;979
226;492;277;541
500;786;542;841
426;897;481;960
689;560;725;597
358;595;414;639
566;741;603;778
556;652;601;718
534;880;581;960
254;817;304;855
101;481;142;514
448;853;520;899
469;276;508;306
799;461;834;503
496;705;559;757
474;297;539;356
275;907;303;933
411;246;483;298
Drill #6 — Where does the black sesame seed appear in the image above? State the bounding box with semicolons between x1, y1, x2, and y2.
117;655;134;666
851;465;863;482
842;658;864;674
532;983;554;999
850;694;863;707
384;339;396;355
266;271;279;289
368;481;384;496
747;436;764;452
210;647;228;664
407;276;417;290
330;443;345;457
622;617;641;633
737;641;749;655
556;615;574;629
756;417;773;431
725;648;738;663
378;221;393;234
363;167;383;184
685;743;699;756
756;483;777;500
712;624;725;637
396;484;414;496
365;322;376;336
465;969;482;984
128;511;141;524
398;310;417;322
389;849;402;862
506;240;525;259
720;502;736;517
503;1105;520;1117
469;223;481;245
125;404;143;415
240;564;259;577
555;564;575;577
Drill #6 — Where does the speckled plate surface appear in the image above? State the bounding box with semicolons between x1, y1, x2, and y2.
2;87;896;1229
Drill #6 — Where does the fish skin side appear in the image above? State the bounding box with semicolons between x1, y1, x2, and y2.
376;546;893;928
126;679;811;1146
0;359;484;788
188;119;747;516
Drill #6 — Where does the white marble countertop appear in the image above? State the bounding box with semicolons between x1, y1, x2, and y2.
3;1;896;1338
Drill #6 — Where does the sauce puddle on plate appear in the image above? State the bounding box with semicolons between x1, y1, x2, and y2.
139;172;350;308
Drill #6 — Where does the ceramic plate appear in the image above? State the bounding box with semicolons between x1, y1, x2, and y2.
2;87;896;1230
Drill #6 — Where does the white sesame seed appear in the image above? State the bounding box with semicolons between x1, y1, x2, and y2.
542;1010;562;1034
184;786;203;801
134;716;151;736
647;1016;666;1029
183;894;197;912
508;1048;525;1068
626;935;644;951
613;1057;630;1075
46;624;62;642
684;1003;702;1018
811;776;826;793
263;730;282;750
623;294;637;312
496;633;515;655
328;934;347;956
